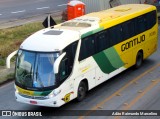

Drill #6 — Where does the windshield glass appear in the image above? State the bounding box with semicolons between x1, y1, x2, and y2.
16;50;60;88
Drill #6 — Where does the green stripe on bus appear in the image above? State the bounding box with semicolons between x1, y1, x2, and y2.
81;31;92;38
93;47;124;74
104;47;124;69
93;52;116;74
92;27;104;34
34;90;52;96
81;27;104;38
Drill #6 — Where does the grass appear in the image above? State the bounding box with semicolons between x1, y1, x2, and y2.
0;59;5;66
0;73;15;85
0;22;44;66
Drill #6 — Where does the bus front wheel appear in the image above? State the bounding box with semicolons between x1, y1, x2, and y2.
135;51;143;69
77;81;87;102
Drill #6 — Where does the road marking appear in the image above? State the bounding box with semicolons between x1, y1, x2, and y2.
58;4;67;7
78;63;160;119
114;78;160;119
36;7;50;10
11;10;26;14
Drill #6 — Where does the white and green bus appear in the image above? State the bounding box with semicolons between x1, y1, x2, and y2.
14;4;158;107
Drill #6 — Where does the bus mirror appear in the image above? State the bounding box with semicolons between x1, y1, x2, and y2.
54;52;66;74
6;50;18;69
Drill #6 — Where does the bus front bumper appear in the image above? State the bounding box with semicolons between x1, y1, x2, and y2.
15;92;65;107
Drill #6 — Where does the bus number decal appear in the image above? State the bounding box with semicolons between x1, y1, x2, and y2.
149;31;156;37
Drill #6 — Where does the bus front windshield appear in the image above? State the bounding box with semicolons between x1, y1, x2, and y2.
15;50;60;89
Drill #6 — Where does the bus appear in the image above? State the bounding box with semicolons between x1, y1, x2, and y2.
14;4;158;107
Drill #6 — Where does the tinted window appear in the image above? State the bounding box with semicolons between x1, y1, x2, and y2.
146;11;156;29
63;41;78;60
122;20;135;40
79;35;95;61
95;31;109;52
71;42;78;60
108;25;122;45
135;15;147;34
63;41;78;75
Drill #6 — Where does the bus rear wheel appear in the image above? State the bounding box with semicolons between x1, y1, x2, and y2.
77;81;87;102
135;51;143;69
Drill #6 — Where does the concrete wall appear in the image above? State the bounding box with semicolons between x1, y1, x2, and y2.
80;0;143;13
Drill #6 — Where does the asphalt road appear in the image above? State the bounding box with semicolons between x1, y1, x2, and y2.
0;30;160;119
0;0;68;24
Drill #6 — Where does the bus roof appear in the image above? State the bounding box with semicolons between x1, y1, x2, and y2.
57;4;156;34
86;4;155;20
86;4;156;28
20;4;156;52
20;28;80;52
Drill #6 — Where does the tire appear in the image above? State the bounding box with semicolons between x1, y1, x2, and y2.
77;81;87;102
134;51;143;69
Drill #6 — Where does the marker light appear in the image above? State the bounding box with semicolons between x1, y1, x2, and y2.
53;89;61;96
48;89;61;98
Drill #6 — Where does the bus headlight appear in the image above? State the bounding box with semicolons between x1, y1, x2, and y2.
16;90;19;93
48;89;61;98
14;84;16;89
14;85;19;93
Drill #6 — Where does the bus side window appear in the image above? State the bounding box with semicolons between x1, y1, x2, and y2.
59;58;69;80
79;35;95;61
122;20;135;40
62;41;78;78
79;38;88;61
108;24;122;45
72;42;78;60
146;11;156;29
95;31;109;53
135;15;146;34
105;31;111;48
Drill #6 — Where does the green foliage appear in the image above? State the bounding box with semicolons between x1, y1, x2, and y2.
6;73;15;80
0;59;5;66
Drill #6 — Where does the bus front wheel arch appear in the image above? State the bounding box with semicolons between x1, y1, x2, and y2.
76;80;88;102
134;50;143;69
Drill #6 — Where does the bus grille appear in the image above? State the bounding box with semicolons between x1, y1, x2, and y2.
19;93;48;100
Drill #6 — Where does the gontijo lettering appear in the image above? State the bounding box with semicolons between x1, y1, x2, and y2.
121;35;145;52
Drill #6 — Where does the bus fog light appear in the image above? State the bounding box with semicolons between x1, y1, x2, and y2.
14;84;16;89
48;94;54;98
